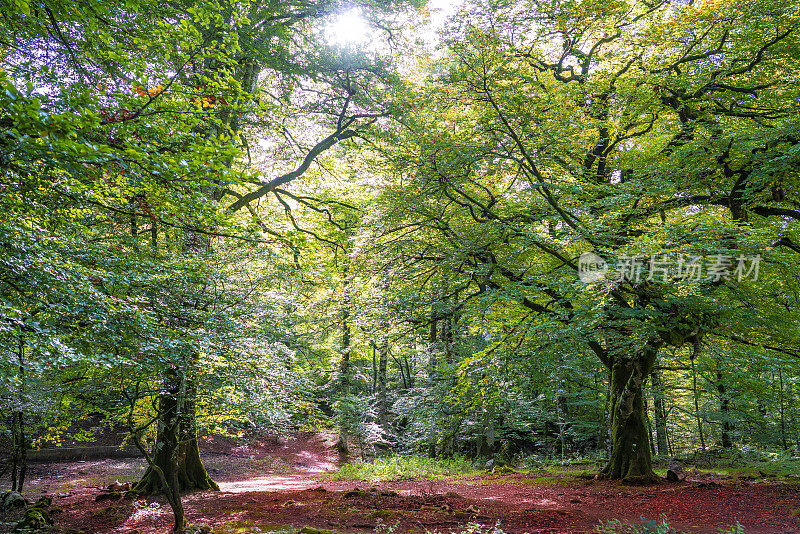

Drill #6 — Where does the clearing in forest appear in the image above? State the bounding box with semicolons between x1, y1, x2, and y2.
5;432;800;534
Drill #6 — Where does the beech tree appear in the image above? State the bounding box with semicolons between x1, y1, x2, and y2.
2;0;423;515
3;4;800;524
372;0;800;481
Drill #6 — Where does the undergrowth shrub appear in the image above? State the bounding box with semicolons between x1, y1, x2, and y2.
329;455;481;481
424;522;504;534
593;516;744;534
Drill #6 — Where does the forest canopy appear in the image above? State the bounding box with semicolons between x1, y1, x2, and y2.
1;0;799;530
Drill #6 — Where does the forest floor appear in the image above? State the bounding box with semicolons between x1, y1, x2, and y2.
3;431;800;534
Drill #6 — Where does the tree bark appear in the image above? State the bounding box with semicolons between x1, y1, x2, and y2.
16;411;26;493
691;353;706;450
9;413;17;491
403;354;414;389
137;177;220;495
779;368;787;450
651;369;669;456
788;382;798;449
377;340;388;428
10;411;25;493
11;336;27;492
715;364;733;449
135;367;218;494
340;264;351;392
128;382;186;532
600;339;661;483
644;386;655;455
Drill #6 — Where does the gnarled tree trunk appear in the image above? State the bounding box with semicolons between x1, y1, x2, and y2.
600;339;661;483
135;183;221;496
135;367;218;495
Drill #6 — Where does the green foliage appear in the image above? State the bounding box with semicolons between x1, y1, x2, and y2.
594;517;745;534
1;0;799;506
424;523;504;534
593;516;676;534
329;455;482;482
350;0;800;475
672;446;800;480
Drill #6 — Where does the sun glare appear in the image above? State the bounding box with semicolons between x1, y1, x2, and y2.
325;9;371;46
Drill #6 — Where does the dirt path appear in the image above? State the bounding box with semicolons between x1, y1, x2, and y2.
8;432;800;534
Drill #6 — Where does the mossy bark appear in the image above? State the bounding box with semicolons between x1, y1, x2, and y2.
137;439;219;494
135;369;219;494
600;340;661;483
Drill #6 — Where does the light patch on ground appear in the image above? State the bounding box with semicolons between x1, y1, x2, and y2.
218;475;321;494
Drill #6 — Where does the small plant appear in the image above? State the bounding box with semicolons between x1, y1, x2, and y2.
719;523;745;534
373;518;399;534
593;516;676;534
424;522;505;534
594;517;745;534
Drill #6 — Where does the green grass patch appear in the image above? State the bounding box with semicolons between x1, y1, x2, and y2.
666;447;800;481
550;466;597;478
593;515;744;534
89;503;134;524
210;521;296;534
327;455;482;482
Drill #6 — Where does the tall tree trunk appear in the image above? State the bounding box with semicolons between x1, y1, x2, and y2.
334;286;352;453
600;339;661;483
428;309;438;376
651;369;669;456
9;412;18;491
10;412;25;493
779;367;788;450
404;354;414;389
11;335;27;492
643;385;655;455
340;266;351;392
691;353;706;451
377;340;388;428
788;382;798;449
135;366;218;494
136;9;263;503
371;341;378;394
391;353;408;389
335;250;353;455
137;225;218;495
16;411;26;493
427;310;438;457
716;363;733;449
129;374;187;532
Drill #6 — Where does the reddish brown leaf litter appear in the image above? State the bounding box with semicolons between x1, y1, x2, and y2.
9;432;800;534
